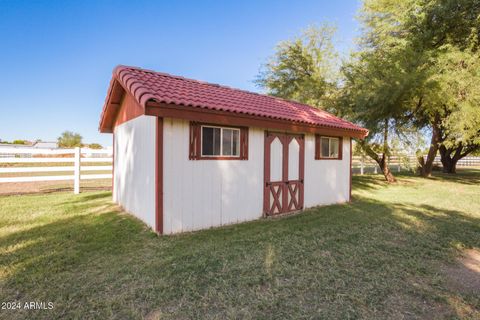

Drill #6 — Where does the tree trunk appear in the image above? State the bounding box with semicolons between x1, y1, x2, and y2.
438;142;479;174
359;120;396;183
439;145;456;173
441;156;458;173
379;156;397;182
361;144;396;182
418;113;441;177
380;118;396;182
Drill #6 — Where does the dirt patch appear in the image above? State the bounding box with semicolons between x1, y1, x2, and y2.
383;291;453;320
442;249;480;295
144;309;162;320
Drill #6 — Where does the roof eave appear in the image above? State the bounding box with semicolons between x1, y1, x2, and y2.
146;100;369;139
98;78;127;133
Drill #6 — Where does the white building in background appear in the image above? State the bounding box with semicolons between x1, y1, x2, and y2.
32;141;58;149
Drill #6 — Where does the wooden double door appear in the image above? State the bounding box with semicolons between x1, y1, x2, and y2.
264;132;305;216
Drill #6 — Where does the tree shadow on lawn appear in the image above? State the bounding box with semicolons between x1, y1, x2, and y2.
352;172;418;191
0;193;479;319
428;168;480;186
344;198;480;318
353;168;480;191
352;174;387;190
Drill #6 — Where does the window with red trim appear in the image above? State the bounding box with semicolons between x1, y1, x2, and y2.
315;135;343;160
189;122;248;160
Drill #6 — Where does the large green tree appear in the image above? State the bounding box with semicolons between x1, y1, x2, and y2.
338;0;433;182
57;131;83;148
403;1;480;175
257;0;480;180
343;0;480;177
256;23;405;182
256;24;339;111
423;45;480;173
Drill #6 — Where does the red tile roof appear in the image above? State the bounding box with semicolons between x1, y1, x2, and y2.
100;65;367;136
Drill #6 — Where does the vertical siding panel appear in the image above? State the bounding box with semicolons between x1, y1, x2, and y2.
188;120;195;231
207;163;215;229
215;164;222;225
253;128;264;221
163;119;171;234
171;121;183;233
304;134;350;207
343;137;351;200
162;119;265;234
113;132;118;203
192;156;202;231
220;162;232;225
120;118;352;235
219;164;224;225
114;115;156;229
181;120;194;232
211;166;217;228
200;160;210;230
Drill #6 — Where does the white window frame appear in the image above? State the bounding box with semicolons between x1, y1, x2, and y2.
200;125;241;157
320;137;340;159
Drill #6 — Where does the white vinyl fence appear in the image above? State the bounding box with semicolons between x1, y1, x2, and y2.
0;147;112;194
352;155;480;175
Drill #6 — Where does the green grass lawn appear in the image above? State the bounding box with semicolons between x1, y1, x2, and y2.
0;170;479;319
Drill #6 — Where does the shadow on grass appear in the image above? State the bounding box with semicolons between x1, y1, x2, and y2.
1;189;479;319
429;168;480;185
353;168;480;191
0;185;111;197
50;191;114;210
352;171;417;190
351;174;388;190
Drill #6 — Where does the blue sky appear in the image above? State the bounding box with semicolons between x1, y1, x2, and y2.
0;0;361;146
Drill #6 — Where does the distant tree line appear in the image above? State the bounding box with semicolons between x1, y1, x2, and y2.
256;0;480;182
57;131;103;149
1;131;103;149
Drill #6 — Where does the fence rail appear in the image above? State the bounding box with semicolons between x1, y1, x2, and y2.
352;155;480;174
0;147;112;193
1;146;478;192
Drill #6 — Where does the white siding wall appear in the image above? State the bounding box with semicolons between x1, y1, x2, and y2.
113;115;350;234
304;135;350;207
114;115;156;228
163;118;264;234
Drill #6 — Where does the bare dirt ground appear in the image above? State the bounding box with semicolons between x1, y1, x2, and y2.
443;249;480;295
441;249;480;319
0;179;111;195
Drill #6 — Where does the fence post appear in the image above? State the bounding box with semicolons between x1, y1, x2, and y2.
374;165;378;174
74;147;81;194
360;155;364;175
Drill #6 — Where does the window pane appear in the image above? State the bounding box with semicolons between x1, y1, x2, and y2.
232;130;240;156
330;138;339;158
202;127;214;155
321;137;330;158
222;129;233;156
202;127;221;156
213;128;221;155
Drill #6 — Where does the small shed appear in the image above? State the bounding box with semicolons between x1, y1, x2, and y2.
99;65;368;234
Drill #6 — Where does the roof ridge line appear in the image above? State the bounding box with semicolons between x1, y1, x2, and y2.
101;65;368;136
114;65;337;114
